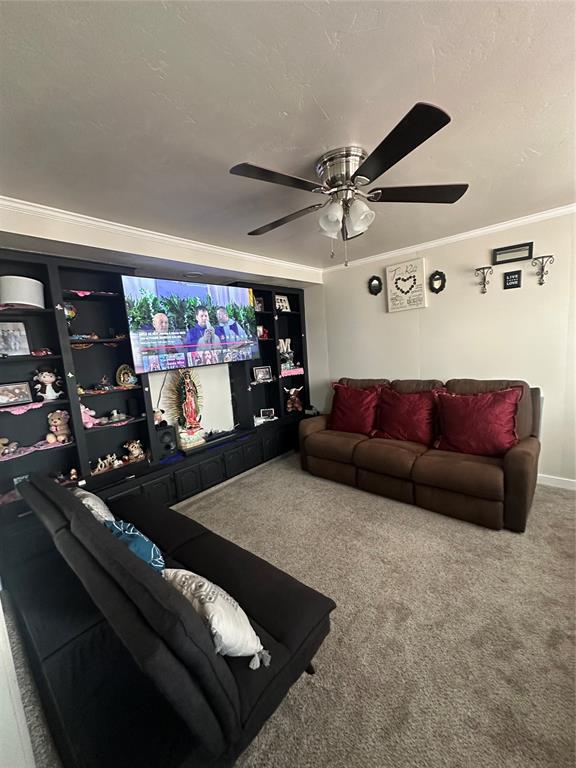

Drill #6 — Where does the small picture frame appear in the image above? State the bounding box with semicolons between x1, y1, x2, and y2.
254;297;265;312
0;381;33;406
0;322;30;356
503;270;522;290
253;365;273;383
275;294;291;312
491;242;533;266
260;408;275;419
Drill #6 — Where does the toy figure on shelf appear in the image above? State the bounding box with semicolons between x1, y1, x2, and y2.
69;468;78;482
0;437;19;456
94;375;113;391
107;409;129;423
33;366;65;401
153;408;167;427
123;439;145;463
80;403;101;429
278;338;296;371
115;364;137;387
46;410;72;444
284;386;304;413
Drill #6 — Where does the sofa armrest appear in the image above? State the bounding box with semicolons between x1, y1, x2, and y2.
299;415;328;470
504;437;541;532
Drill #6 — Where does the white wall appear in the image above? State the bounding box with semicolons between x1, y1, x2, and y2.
304;283;331;412
323;213;576;482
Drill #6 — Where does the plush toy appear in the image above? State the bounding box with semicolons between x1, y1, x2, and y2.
284;386;304;413
46;410;71;444
80;403;101;429
33;366;64;401
0;437;19;456
153;408;167;427
123;439;145;463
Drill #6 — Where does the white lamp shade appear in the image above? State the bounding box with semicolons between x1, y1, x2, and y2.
319;201;344;237
346;199;375;236
0;276;45;309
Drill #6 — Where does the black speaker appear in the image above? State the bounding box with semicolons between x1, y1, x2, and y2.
154;424;178;456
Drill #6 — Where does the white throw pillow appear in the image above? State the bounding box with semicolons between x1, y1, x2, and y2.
163;568;271;670
72;488;115;524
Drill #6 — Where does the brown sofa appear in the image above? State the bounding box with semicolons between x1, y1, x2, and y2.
299;379;541;532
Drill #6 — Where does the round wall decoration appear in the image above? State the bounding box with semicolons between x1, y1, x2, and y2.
428;270;446;294
367;275;383;296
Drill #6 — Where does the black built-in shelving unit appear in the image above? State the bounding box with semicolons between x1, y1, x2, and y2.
0;251;308;534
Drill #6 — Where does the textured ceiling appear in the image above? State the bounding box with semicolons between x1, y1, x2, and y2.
0;1;574;268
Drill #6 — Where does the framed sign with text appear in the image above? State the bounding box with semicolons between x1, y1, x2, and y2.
385;257;427;312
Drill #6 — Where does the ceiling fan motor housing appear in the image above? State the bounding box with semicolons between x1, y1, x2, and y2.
315;146;368;191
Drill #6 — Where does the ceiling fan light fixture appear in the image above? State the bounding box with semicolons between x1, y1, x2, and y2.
346;198;376;236
318;200;344;237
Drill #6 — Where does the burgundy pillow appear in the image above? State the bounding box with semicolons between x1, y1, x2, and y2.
373;387;442;446
435;387;522;456
328;384;379;435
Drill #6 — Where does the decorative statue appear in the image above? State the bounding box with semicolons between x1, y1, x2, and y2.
80;404;101;429
181;371;202;431
123;439;145;463
33;366;64;401
46;410;72;444
284;386;304;413
278;339;296;370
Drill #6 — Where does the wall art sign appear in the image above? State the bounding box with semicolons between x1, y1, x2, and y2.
492;242;533;266
503;270;522;290
385;257;427;312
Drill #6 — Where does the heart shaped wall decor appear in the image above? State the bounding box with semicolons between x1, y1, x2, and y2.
394;275;416;295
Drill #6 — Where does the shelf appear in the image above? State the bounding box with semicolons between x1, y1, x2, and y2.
90;456;147;479
80;386;141;398
276;310;300;316
0;308;55;316
250;379;277;386
255;310;274;315
257;338;276;343
63;290;121;301
0;399;70;414
0;441;75;464
84;416;147;434
70;337;128;347
0;354;61;363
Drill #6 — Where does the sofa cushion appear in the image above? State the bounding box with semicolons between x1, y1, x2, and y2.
390;379;444;393
72;488;115;524
435;388;522;456
304;430;369;463
353;438;427;479
104;519;165;571
374;388;442;446
338;377;389;390
445;378;532;440
328;384;379;435
412;449;504;501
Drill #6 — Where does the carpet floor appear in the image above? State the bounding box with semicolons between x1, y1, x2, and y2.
5;454;576;768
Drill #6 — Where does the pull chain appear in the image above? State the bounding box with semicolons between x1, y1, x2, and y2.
344;237;349;268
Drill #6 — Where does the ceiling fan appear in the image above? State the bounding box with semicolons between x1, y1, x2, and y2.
230;102;469;242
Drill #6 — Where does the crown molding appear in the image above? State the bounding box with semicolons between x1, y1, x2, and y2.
323;203;576;274
0;195;324;283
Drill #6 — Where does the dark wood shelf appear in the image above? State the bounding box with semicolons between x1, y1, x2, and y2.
80;386;141;399
258;338;276;342
69;337;128;346
0;308;55;317
0;441;75;465
276;310;300;316
255;310;274;315
0;354;61;363
0;399;70;413
84;416;147;435
63;290;121;301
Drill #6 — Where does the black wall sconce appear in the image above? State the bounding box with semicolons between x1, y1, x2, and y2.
367;275;383;295
532;255;554;285
474;266;493;294
428;270;446;294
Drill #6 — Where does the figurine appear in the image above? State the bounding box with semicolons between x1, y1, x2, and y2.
278;339;296;370
123;439;145;463
0;437;19;456
94;375;112;391
46;410;72;444
153;408;167;427
76;384;85;395
116;364;137;387
93;457;108;474
80;403;101;429
108;409;129;423
31;348;54;357
284;386;304;413
69;468;78;482
33;366;65;401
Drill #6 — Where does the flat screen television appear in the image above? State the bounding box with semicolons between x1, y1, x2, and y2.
121;275;259;374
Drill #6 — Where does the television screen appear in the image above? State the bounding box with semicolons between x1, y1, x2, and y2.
121;276;259;374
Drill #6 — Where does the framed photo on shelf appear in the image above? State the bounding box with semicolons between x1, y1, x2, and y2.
0;322;30;356
491;242;533;266
253;365;273;383
260;408;275;419
254;297;265;312
275;295;291;312
0;381;33;406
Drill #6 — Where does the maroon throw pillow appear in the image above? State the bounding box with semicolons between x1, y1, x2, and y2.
373;387;442;446
435;387;522;456
328;384;379;435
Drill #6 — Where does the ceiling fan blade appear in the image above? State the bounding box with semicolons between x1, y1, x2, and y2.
247;203;325;235
230;163;321;193
352;103;451;184
368;184;469;204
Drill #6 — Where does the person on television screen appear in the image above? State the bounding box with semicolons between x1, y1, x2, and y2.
215;306;247;344
185;306;221;350
151;312;169;332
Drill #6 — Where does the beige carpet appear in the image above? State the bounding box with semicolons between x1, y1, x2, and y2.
5;454;576;768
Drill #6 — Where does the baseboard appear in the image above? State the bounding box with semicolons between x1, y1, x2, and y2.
537;474;576;491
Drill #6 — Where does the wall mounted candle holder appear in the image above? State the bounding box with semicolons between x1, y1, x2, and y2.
474;266;493;294
532;255;554;285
